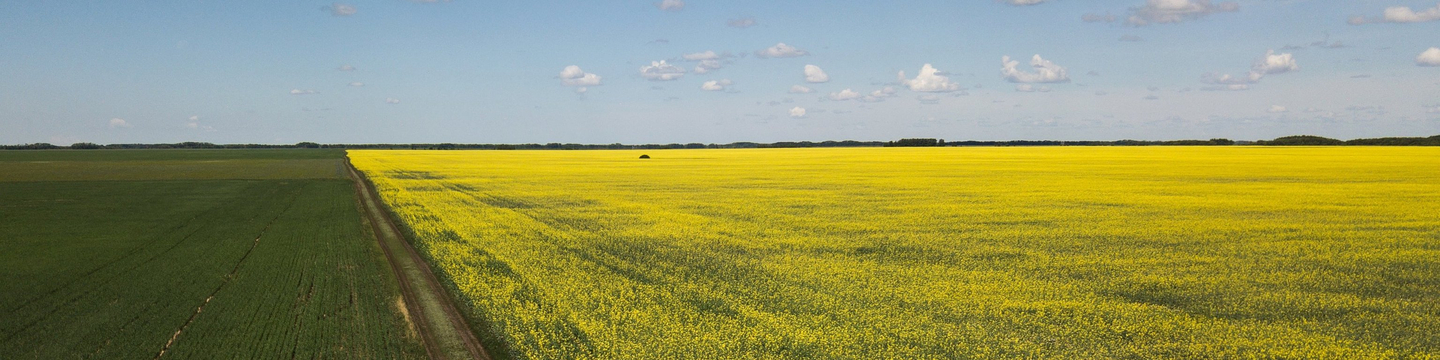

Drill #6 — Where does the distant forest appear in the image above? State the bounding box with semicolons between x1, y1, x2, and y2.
4;135;1439;150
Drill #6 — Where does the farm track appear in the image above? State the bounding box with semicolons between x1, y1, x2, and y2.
345;158;491;360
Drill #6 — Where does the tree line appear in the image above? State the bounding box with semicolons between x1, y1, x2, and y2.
4;135;1437;150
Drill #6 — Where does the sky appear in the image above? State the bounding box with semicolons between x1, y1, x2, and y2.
2;0;1438;145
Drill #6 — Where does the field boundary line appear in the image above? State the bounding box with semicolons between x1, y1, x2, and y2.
345;156;491;360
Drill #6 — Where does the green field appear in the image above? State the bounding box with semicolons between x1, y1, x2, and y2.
0;150;424;358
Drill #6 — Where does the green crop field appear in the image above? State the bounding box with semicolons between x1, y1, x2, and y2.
0;150;424;359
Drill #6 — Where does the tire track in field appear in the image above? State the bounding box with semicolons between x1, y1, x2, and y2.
153;184;306;359
345;157;491;360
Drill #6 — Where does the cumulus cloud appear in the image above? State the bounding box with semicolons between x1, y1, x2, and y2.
789;107;807;118
1418;47;1440;66
656;0;684;12
701;79;733;91
789;85;814;94
803;65;830;83
640;61;685;81
1001;55;1070;83
325;3;357;16
680;51;732;74
900;64;962;92
1120;0;1239;26
1352;3;1440;24
728;17;757;28
337;65;356;71
694;60;724;74
828;89;860;101
349;82;364;87
559;65;602;86
755;43;809;58
385;98;401;104
290;89;318;95
1202;50;1297;88
109;118;131;128
858;87;898;102
682;51;724;61
1253;50;1298;75
1267;105;1288;113
1201;72;1260;85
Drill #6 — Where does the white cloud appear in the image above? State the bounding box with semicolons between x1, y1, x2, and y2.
1001;55;1070;83
184;116;214;132
1005;0;1047;5
728;17;757;28
1201;84;1251;91
337;65;356;71
682;51;723;61
804;65;830;83
755;43;809;58
789;85;814;93
1354;3;1440;24
349;82;364;87
640;61;685;81
326;3;357;16
789;107;807;118
1201;72;1260;85
917;95;941;104
1267;105;1288;113
290;89;317;95
559;65;602;86
385;98;401;104
1123;0;1240;26
1253;50;1298;75
858;86;898;102
656;0;684;12
900;64;962;92
1418;47;1440;67
701;79;733;91
828;89;860;101
694;60;724;74
109;118;131;128
1202;50;1297;88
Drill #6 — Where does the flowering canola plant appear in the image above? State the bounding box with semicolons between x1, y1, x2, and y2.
350;146;1440;359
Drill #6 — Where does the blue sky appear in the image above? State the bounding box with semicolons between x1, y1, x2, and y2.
2;0;1438;145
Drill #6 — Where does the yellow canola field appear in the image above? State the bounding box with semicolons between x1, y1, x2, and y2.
350;147;1440;359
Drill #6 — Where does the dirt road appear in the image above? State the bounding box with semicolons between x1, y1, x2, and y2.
346;158;491;360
